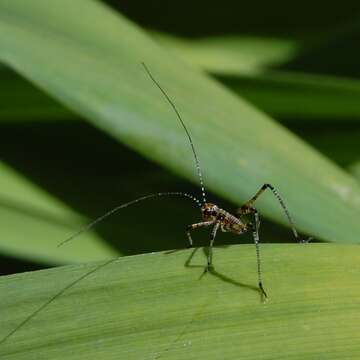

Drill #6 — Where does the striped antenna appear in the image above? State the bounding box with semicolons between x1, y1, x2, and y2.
142;63;207;205
58;192;201;248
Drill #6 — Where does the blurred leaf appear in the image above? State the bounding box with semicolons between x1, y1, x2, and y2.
218;71;360;120
104;0;360;39
4;33;360;123
283;22;360;78
155;34;360;120
154;33;298;75
349;161;360;182
292;126;360;169
1;244;359;359
0;0;360;245
0;67;73;122
0;161;116;264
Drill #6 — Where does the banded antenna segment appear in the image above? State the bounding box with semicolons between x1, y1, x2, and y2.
142;63;207;205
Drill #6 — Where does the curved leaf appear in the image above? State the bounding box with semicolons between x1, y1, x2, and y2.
283;23;360;79
218;71;360;120
350;161;360;181
0;244;359;359
0;162;116;264
0;67;73;122
0;0;360;244
155;34;360;120
154;33;298;75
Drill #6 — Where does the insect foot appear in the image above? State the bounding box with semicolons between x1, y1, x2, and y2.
204;263;214;274
299;237;313;244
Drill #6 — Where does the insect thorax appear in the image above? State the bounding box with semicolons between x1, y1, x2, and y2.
201;202;248;235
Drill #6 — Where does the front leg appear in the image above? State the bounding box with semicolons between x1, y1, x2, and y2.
186;221;214;247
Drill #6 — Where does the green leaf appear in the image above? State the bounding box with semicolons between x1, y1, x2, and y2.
295;126;360;169
0;161;116;264
283;23;360;79
0;0;360;245
155;34;360;120
0;244;359;359
218;71;360;120
0;67;73;122
153;33;298;75
349;161;360;182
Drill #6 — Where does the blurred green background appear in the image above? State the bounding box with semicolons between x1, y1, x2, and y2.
1;0;360;276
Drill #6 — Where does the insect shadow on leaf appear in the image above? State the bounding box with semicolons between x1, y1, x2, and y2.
184;247;261;298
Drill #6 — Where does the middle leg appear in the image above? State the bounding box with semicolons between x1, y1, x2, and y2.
206;222;220;271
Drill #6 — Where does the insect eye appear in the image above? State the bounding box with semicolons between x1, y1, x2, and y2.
203;209;212;216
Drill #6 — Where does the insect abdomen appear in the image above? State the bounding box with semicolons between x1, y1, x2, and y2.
218;209;247;234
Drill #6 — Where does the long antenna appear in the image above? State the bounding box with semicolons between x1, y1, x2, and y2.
142;63;207;205
58;192;201;247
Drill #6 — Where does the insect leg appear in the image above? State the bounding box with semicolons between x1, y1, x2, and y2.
206;222;220;271
250;209;267;299
186;221;214;247
237;183;311;243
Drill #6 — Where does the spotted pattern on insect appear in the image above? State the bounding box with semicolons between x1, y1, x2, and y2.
201;203;249;235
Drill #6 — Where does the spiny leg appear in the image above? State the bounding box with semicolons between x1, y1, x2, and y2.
186;221;214;247
205;222;220;271
238;183;311;243
251;210;267;299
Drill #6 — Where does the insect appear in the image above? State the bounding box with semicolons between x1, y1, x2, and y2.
1;63;310;345
59;63;309;296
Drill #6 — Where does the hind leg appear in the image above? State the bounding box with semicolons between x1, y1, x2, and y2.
237;184;311;243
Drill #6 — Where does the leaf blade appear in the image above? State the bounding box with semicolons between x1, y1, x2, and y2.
0;162;117;264
0;244;359;359
155;33;360;120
